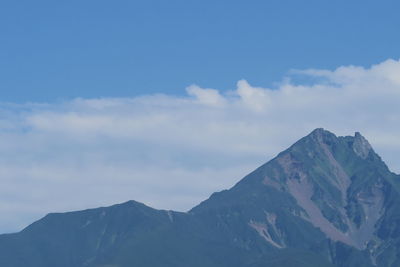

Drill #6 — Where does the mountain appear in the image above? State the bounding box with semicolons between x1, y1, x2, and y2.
1;128;400;267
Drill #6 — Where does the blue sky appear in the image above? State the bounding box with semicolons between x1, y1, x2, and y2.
1;1;400;234
1;0;400;102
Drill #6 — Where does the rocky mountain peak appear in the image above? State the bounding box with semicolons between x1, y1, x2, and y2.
308;127;336;141
304;128;373;160
253;129;387;252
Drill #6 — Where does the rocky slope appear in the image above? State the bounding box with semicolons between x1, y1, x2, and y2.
1;128;399;267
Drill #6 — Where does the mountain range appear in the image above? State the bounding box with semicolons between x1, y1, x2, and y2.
1;128;399;267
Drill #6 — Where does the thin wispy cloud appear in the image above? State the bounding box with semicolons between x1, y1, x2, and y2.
1;59;399;233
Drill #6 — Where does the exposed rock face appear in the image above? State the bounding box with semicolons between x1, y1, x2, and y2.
0;129;399;267
353;132;373;159
262;129;386;251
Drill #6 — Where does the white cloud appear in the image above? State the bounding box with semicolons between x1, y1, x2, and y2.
0;58;399;233
186;85;227;107
235;79;271;111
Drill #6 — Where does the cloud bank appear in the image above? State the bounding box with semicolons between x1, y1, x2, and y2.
1;59;399;233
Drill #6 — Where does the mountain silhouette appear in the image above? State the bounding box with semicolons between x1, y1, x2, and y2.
1;128;399;267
